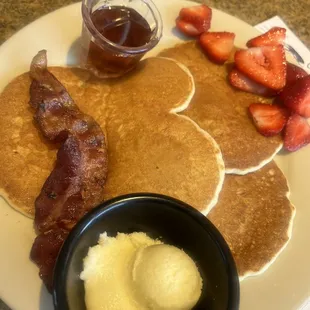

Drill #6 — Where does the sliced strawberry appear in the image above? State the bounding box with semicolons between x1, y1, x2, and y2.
176;19;201;36
248;103;289;137
234;46;286;90
178;4;212;35
247;27;286;47
284;114;310;151
280;75;310;117
286;62;308;87
229;68;277;97
273;63;308;103
199;32;235;64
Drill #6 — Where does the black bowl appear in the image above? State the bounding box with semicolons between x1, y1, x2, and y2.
53;193;240;310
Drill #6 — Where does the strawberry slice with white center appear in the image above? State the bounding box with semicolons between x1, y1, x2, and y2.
234;46;287;90
284;114;310;151
176;4;212;37
280;75;310;117
248;103;289;137
247;27;286;47
229;68;277;97
199;31;235;64
176;19;201;36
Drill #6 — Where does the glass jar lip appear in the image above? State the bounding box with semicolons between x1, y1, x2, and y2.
81;0;163;55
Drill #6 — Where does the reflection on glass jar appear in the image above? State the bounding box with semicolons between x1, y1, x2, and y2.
81;0;163;78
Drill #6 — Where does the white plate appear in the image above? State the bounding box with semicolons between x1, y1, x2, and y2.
0;1;309;309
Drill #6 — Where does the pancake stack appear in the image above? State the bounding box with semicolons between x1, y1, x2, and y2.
160;42;295;279
0;42;295;280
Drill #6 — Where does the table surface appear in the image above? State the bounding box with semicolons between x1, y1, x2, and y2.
1;0;309;47
0;0;309;309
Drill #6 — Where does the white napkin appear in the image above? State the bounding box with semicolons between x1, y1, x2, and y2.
255;16;310;73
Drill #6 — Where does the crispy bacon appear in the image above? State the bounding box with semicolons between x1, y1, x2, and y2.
29;50;108;291
30;229;69;289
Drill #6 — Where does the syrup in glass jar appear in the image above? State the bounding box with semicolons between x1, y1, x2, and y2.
81;0;163;78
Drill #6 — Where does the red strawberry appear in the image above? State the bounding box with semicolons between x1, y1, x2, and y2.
200;32;235;64
229;68;277;97
284;114;310;151
286;62;308;87
248;103;289;137
176;19;201;36
280;75;310;117
234;46;286;90
273;63;307;104
247;27;286;47
176;5;212;37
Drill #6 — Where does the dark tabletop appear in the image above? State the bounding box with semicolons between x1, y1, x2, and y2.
0;0;309;309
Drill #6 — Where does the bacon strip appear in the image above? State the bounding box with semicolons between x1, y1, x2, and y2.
29;50;108;290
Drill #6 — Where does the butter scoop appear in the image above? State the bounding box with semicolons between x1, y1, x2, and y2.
132;244;203;310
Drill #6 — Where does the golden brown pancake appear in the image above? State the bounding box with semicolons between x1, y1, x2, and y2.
99;57;225;214
159;42;283;174
103;112;224;214
0;67;102;217
0;57;224;217
208;161;295;279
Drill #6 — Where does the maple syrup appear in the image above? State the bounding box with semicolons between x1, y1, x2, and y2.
81;1;162;78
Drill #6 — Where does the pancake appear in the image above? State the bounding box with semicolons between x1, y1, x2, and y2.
159;42;283;174
101;57;224;213
103;112;224;214
0;67;102;217
208;161;295;279
0;57;224;217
